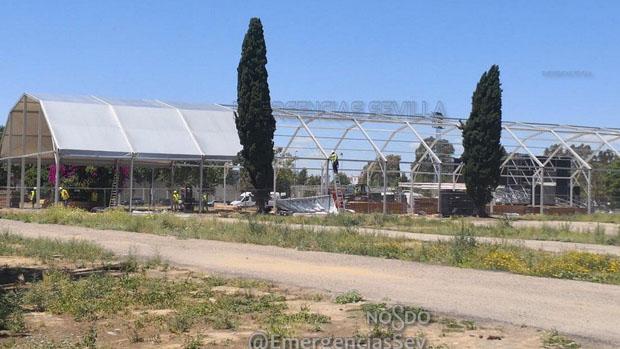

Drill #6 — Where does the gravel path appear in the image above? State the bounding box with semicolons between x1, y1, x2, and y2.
214;217;620;256
2;218;620;345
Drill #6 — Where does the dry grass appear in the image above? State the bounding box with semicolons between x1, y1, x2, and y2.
2;208;620;285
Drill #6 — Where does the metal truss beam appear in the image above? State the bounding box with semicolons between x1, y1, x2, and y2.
404;122;442;164
594;133;620;157
548;130;592;170
501;128;544;168
282;118;315;155
353;118;386;162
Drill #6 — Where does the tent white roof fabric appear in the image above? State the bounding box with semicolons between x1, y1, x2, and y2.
1;93;241;162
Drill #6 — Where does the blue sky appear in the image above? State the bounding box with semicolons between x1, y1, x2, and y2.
0;1;618;127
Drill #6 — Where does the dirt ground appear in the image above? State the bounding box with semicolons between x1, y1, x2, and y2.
3;218;620;347
1;256;597;349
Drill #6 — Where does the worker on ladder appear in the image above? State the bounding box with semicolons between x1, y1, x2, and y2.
30;187;37;208
172;190;181;211
60;187;70;207
329;151;339;174
329;151;344;210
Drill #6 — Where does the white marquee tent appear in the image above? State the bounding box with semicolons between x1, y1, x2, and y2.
1;93;241;208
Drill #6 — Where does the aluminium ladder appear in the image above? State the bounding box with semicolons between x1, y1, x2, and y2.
108;161;120;207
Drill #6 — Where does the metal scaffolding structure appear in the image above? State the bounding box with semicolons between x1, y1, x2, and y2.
1;93;619;215
251;106;620;214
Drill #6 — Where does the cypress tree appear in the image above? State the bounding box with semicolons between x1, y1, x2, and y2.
462;65;505;216
236;17;276;213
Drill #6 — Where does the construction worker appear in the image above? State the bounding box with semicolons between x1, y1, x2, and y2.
172;190;181;211
30;187;37;208
90;191;98;205
329;151;339;174
60;187;70;207
202;192;208;212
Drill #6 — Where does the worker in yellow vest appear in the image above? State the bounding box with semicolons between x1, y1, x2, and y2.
172;190;181;211
60;187;70;207
30;187;37;208
202;192;208;212
329;151;339;174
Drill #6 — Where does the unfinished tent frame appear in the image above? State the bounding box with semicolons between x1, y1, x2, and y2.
0;94;241;211
259;106;620;215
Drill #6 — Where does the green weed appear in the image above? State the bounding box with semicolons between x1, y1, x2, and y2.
0;290;25;333
0;230;113;264
542;329;581;349
5;208;620;285
335;290;364;304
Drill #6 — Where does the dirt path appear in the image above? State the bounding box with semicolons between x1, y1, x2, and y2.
213;217;620;256
2;219;620;346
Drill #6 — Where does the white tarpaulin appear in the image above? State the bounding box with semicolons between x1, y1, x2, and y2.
0;93;242;161
275;195;337;214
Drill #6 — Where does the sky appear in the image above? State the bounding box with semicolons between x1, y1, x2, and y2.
0;1;618;127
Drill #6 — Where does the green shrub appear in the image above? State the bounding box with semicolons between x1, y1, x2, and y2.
451;225;477;265
168;310;195;333
183;335;204;349
542;329;581;349
335;290;363;304
0;291;25;333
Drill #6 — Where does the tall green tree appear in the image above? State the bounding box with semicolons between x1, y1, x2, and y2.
295;168;308;185
413;137;455;182
236;17;276;213
360;155;403;187
462;65;505;216
605;160;620;209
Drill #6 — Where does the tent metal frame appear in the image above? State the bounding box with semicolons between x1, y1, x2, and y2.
2;94;619;215
256;107;620;214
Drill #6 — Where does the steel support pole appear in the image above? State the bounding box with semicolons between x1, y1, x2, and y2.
54;154;60;204
436;163;442;215
323;160;336;211
540;172;544;215
531;173;536;207
569;176;574;207
273;162;278;214
587;169;592;214
20;97;27;208
129;157;134;213
319;163;323;195
382;159;387;215
5;159;10;208
19;157;25;208
150;167;154;208
223;163;227;204
170;162;175;210
114;161;119;207
199;158;204;213
36;110;42;208
410;170;414;215
35;161;41;208
325;160;330;196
